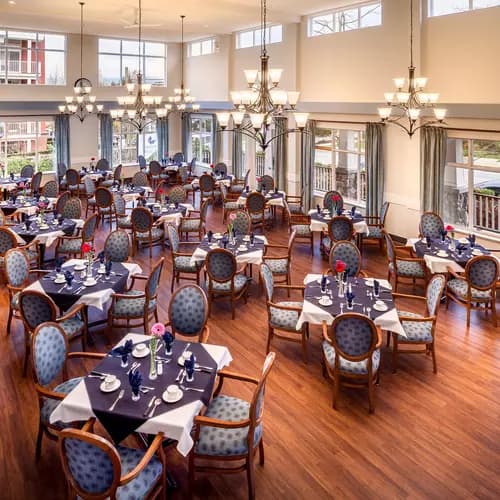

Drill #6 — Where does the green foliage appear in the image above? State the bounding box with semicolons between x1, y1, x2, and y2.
474;188;496;196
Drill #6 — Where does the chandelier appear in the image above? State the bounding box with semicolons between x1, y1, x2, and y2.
165;15;200;113
217;0;308;151
110;0;166;132
378;0;446;137
58;2;102;122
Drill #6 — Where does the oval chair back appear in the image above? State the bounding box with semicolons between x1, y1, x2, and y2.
214;162;227;176
200;197;212;222
168;186;187;204
249;352;275;431
382;229;395;265
113;164;123;182
61;197;82;219
137;155;147;168
168;284;209;342
166;224;180;253
131;206;153;233
19;290;57;331
95;187;113;210
113;194;126;217
206;249;237;285
149;160;162;177
96;158;110;171
189;158;196;175
232;210;251;235
426;274;446;317
0;227;18;257
146;257;164;301
173;152;184;164
323;190;344;211
419;212;444;239
154;181;169;201
65;168;80;188
21;164;34;178
104;230;130;262
42;180;58;198
83;176;95;197
246;191;266;213
328;216;354;242
465;255;499;291
5;248;30;288
260;263;274;302
82;214;98;243
55;191;71;215
259;175;274;192
31;171;42;193
329;240;361;277
380;201;390;225
199;173;215;194
131;170;150;188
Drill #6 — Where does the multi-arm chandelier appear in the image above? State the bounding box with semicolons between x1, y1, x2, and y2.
165;15;200;113
59;2;102;122
378;0;446;137
110;0;166;132
217;0;308;150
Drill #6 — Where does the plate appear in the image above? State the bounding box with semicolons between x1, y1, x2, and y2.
39;225;49;230
162;389;183;404
213;233;222;239
97;268;107;274
436;251;448;257
73;264;85;271
472;249;482;256
209;244;219;250
177;355;196;367
54;278;66;284
365;278;374;286
83;279;97;287
318;297;333;307
100;379;121;393
323;216;332;220
133;347;150;358
24;202;31;207
242;236;250;242
373;303;388;312
459;238;469;245
238;245;248;251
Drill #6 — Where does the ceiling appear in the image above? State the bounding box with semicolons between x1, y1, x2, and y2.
0;0;357;41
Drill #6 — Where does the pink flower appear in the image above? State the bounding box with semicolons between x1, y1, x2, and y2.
210;164;214;169
18;182;25;189
445;224;454;232
229;212;237;221
37;201;47;209
151;323;165;337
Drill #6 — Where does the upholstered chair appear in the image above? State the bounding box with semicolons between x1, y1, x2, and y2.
283;199;313;255
263;229;296;288
83;176;96;217
189;352;275;500
130;207;164;258
66;168;84;198
446;255;499;327
221;184;241;223
55;191;71;216
113;194;133;231
179;197;211;241
108;257;164;334
246;192;272;231
362;201;390;252
0;226;40;270
104;230;131;263
60;196;82;220
28;171;42;195
328;240;366;277
214;162;228;176
419;211;445;239
231;210;252;235
148;160;162;188
205;248;249;319
199;173;221;203
258;175;274;192
322;313;381;413
321;216;354;256
102;163;122;188
137;155;147;168
55;213;97;260
172;152;184;164
20;164;35;178
94;187;115;229
96;158;110;171
260;263;307;361
168;185;187;204
42;180;59;199
229;169;250;194
131;170;150;188
323;190;344;211
391;274;446;373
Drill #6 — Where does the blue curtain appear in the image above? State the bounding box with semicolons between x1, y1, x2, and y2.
232;130;243;179
157;118;169;161
55;115;71;168
365;122;385;216
181;113;192;160
301;120;315;210
212;114;219;164
99;113;113;167
272;116;288;192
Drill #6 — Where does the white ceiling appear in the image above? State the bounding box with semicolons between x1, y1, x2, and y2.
0;0;357;41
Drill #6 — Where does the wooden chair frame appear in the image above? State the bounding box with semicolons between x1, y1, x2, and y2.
131;207;165;259
55;213;98;260
179;197;212;241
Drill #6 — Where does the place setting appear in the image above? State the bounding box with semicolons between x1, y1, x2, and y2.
308;204;369;235
11;213;76;246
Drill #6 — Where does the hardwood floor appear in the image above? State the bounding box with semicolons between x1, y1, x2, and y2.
1;200;499;499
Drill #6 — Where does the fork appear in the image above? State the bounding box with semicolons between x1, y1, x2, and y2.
108;389;125;411
179;384;204;393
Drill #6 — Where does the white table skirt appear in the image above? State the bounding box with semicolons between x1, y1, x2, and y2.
156;203;194;229
406;238;465;274
237;191;286;208
14;218;84;247
50;332;232;456
308;210;369;235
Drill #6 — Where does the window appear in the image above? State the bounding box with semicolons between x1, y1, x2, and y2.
98;38;166;86
0;29;65;84
313;126;366;206
190;115;214;164
308;2;381;37
111;121;157;166
444;137;500;234
188;38;215;57
428;0;500;17
0;120;55;173
236;25;282;49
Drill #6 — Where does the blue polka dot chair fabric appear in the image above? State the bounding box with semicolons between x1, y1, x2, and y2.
61;197;82;220
168;186;187;204
329;241;361;277
168;285;208;341
258;175;274;192
104;230;130;262
232;211;251;235
5;248;30;333
419;212;444;239
131;171;150;188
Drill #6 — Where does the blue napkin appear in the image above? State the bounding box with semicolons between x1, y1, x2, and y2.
25;220;32;231
184;353;195;379
111;339;134;364
55;256;65;272
320;275;327;292
336;208;343;216
346;291;355;308
440;229;447;241
163;331;174;350
373;279;380;295
274;187;278;194
426;236;432;248
105;260;112;275
222;234;229;249
64;270;74;287
317;204;321;214
350;206;356;216
98;251;106;264
128;369;142;397
207;230;213;242
245;185;250;193
250;232;255;245
468;234;476;247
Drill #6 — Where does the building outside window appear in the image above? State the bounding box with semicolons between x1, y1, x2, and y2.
428;0;500;18
0;29;65;84
111;121;157;166
190;115;214;164
98;38;166;86
236;25;282;49
444;137;500;234
313;126;366;206
0;120;55;173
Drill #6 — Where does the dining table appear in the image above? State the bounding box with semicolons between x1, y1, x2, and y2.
146;202;194;228
296;273;406;337
50;333;232;456
0;176;31;195
308;209;369;236
0;196;55;217
191;174;234;189
237;189;286;208
110;185;149;203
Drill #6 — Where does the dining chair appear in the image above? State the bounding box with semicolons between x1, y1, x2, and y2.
153;180;169;201
42;179;58;199
108;257;164;335
283;199;313;255
199;173;221;203
55;213;98;260
96;158;110;171
165;284;210;343
101;163;122;188
189;352;275;500
178;166;195;203
263;229;296;288
260;263;307;361
229;168;250;194
60;196;82;220
0;226;40;270
383;230;427;292
391;274;446;373
172;152;184;164
4;248;47;335
104;229;131;263
28;171;43;195
83;175;96;217
258;175;274;192
446;255;499;327
205;248;249;319
246;191;272;231
214;162;228;176
328;240;366;278
131;170;150;188
168;185;187;204
362;201;390;252
148;160;162;188
179;197;211;241
285;192;304;215
59;426;165;500
321;216;354;257
94;187;116;230
130;207;164;258
231;210;252;235
419;211;445;239
221;183;241;223
21;164;35;178
19;290;87;375
66;168;84;198
31;322;104;460
323;190;344;211
166;224;202;292
113;194;133;231
322;313;381;413
55;191;71;216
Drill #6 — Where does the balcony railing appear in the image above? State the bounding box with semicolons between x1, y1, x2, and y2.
474;192;500;233
256;153;265;177
313;164;333;192
0;60;40;75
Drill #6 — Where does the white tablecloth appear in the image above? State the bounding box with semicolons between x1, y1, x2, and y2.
190;235;267;266
237;191;286;208
0;198;55;218
156;203;194;229
50;332;232;456
406;238;465;274
14;218;84;247
191;177;233;189
308;210;369;235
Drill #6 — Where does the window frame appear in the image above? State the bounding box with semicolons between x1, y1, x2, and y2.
109;121;158;166
428;0;500;17
235;24;283;49
188;37;216;57
189;114;215;165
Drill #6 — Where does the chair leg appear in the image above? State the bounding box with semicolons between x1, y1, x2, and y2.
246;456;256;500
491;299;497;327
266;327;273;354
368;377;375;414
392;334;398;373
430;342;437;373
258;438;265;466
466;302;471;327
301;329;308;364
231;295;235;320
35;420;43;461
7;308;13;335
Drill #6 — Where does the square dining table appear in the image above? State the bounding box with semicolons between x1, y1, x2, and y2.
297;273;406;337
237;190;286;208
50;333;232;456
308;209;369;236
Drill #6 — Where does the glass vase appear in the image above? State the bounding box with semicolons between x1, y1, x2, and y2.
337;274;345;298
149;337;157;380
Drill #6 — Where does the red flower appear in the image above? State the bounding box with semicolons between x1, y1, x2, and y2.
210;164;214;169
81;242;91;254
335;260;346;274
158;188;165;195
18;182;25;189
91;157;96;161
332;194;340;202
445;224;454;232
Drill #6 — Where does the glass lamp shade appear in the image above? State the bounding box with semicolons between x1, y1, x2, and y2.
230;91;242;105
96;104;104;112
434;108;447;121
76;96;84;104
293;112;309;129
178;103;186;111
427;93;439;103
58;105;66;113
249;113;265;130
85;104;93;113
165;104;173;111
141;83;152;93
244;69;258;85
110;109;119;119
65;96;73;104
414;77;427;89
126;83;135;93
89;95;96;103
384;92;395;103
156;108;167;118
232;112;244;126
393;77;406;89
217;112;230;128
378;107;392;120
268;68;283;85
408;108;421;121
396;92;410;103
143;96;155;105
287;91;300;106
192;104;201;111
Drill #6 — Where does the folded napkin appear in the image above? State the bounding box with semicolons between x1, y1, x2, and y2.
111;339;134;363
304;273;324;285
128;369;142;397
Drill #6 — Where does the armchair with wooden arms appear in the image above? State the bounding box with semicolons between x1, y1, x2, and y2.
284;199;313;255
362;201;390;252
179;197;212;241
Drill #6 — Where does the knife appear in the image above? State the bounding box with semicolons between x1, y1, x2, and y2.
143;394;157;416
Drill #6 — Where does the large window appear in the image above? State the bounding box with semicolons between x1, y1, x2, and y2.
0;120;55;173
111;121;157;166
444;137;500;234
188;38;216;57
190;115;214;164
313;126;366;206
308;2;382;37
0;29;65;84
236;25;282;49
98;38;166;87
428;0;500;17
